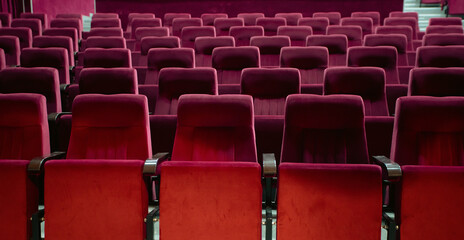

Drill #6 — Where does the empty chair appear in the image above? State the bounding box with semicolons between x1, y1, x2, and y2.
155;68;218;115
425;25;464;35
241;68;300;115
90;18;121;29
324;67;389;116
163;13;191;28
237;13;265;26
0;12;12;27
56;13;83;22
277;163;382;240
195;36;235;67
277;26;312;46
43;27;79;53
376;25;414;51
12;18;42;36
408;67;464;96
364;34;409;66
180;26;215;48
423;34;464;46
0;27;32;49
280;46;328;85
83;48;131;68
313;12;341;25
144;48;195;84
84;36;126;49
429;17;463;26
92;13;119;19
20;48;69;84
0;36;20;66
85;27;123;38
256;17;287;36
33;35;75;67
78;68;138;94
21;12;47;29
250;35;290;67
384;17;419;39
416;46;464;67
351;11;381;27
201;13;228;26
275;13;303;26
298;17;329;35
130;18;162;39
171;18;202;37
133;36;180;66
348;46;400;84
214;18;244;36
229;26;264;46
126;13;155;36
307;34;348;67
134;27;170;51
341;17;373;37
0;67;61;113
50;18;83;40
327;25;363;47
389;11;419;20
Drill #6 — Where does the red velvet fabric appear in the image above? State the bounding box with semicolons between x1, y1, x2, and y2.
129;18;162;38
85;27;123;39
0;13;12;27
347;46;399;84
256;17;287;36
160;161;262;240
67;94;152;160
140;36;178;55
155;68;218;115
20;47;69;84
50;18;83;40
33;35;74;66
44;160;148;240
384;17;419;39
352;11;381;26
275;13;303;26
400;165;464;239
163;13;191;27
0;67;61;113
416;46;464;68
429;17;463;26
194;36;235;67
0;36;20;65
43;28;79;52
341;17;373;37
90;18;121;29
391;96;464;165
327;25;363;47
298;17;329;35
364;34;409;66
389;11;419;21
280;46;328;84
281;94;369;164
180;26;215;48
126;13;155;35
85;36;126;49
237;13;265;26
375;26;414;51
135;26;169;41
172;94;257;162
93;13;119;19
426;25;464;35
0;27;32;49
0;160;38;240
171;17;202;37
277;163;382;240
214;18;244;36
229;26;264;46
323;67;389;116
409;67;464;96
78;67;138;94
212;46;260;84
313;12;341;25
83;48;131;69
20;12;47;28
250;35;290;67
0;93;50;159
386;84;408;116
255;115;284;164
423;33;464;46
306;34;348;67
145;47;194;84
11;18;41;36
201;13;228;26
365;116;394;157
277;26;312;46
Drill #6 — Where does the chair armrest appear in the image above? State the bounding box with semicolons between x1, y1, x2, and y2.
28;151;67;174
262;153;277;177
372;155;402;179
143;152;170;175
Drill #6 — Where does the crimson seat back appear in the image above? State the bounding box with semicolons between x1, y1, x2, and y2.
306;34;347;67
0;13;12;27
297;17;329;35
0;36;20;66
180;26;215;48
20;47;69;84
194;36;235;67
277;26;312;46
229;26;264;46
127;13;155;36
364;34;409;66
275;13;303;26
351;11;381;26
163;13;191;27
384;17;419;39
21;13;48;29
33;35;75;66
130;18;162;39
408;67;464;96
84;36;126;49
425;25;464;35
214;18;244;36
212;46;260;84
78;67;138;94
92;13;119;19
90;18;121;29
145;48;194;84
416;46;464;67
135;27;169;42
50;18;82;40
85;27;123;39
347;46;399;84
201;13;228;26
83;48;131;68
327;25;363;47
0;27;32;49
237;13;265;26
280;46;328;84
376;26;414;51
341;17;374;37
43;28;79;52
256;17;287;36
313;12;341;25
429;17;463;26
423;33;464;46
11;19;42;36
250;35;290;67
171;18;202;37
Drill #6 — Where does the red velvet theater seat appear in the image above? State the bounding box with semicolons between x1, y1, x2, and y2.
0;36;20;66
180;26;215;48
408;67;464;96
277;26;312;46
84;36;126;50
155;68;218;115
237;12;265;26
50;18;82;40
389;11;419;21
323;67;389;116
83;48;131;68
275;13;303;26
142;48;194;84
11;19;42;37
0;67;61;113
93;13;119;19
327;25;363;47
384;17;419;40
351;11;381;27
90;18;121;29
171;18;202;37
0;12;12;27
364;34;409;66
281;94;369;164
0;27;32;49
129;18;162;39
277;163;382;240
171;94;256;162
133;36;179;67
20;12;47;29
201;13;228;26
79;67;138;94
214;18;244;36
391;96;464;166
126;13;155;37
429;17;463;26
33;35;75;67
297;17;329;35
306;34;348;67
20;47;69;84
229;26;264;46
375;25;414;51
83;27;123;39
163;13;191;35
423;33;464;46
194;36;235;67
43;28;79;53
312;12;341;25
160;161;262;240
341;17;374;37
425;25;464;35
135;27;169;42
400;166;464;240
415;46;464;67
256;17;287;36
250;35;290;67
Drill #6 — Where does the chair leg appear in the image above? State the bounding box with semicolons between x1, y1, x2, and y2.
31;209;44;240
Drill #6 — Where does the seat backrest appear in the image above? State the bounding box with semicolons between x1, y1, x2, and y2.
67;94;152;159
43;27;79;52
423;33;464;46
375;25;414;51
164;13;191;27
389;11;419;21
0;36;20;66
280;46;328;84
0;27;32;49
351;11;380;26
256;17;287;36
341;17;373;37
347;46;399;84
241;68;300;115
20;47;69;84
171;18;202;37
277;26;312;46
140;36;180;55
384;17;419;39
86;27;123;38
364;34;408;66
0;13;12;27
324;67;389;116
306;34;348;67
130;18;162;39
429;17;463;26
155;68;218;115
90;18;121;29
50;18;82;39
145;48;195;84
237;12;265;26
194;36;235;67
275;12;303;26
297;17;329;35
408;67;464;96
92;13;119;19
391;96;464;165
84;36;126;49
425;25;464;35
172;94;257;162
201;13;228;26
11;18;42;36
214;18;244;36
33;35;75;66
127;13;155;35
0;93;50;159
327;25;363;47
229;26;264;46
212;46;260;84
78;67;138;94
281;94;369;164
312;12;341;25
83;48;131;68
20;12;47;28
0;67;61;113
416;46;464;67
250;35;290;67
135;27;169;41
180;26;215;48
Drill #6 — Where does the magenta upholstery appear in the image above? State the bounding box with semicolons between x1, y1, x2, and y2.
313;12;341;25
256;17;287;36
341;17;374;37
376;26;414;51
33;36;75;67
160;161;261;239
364;34;409;66
171;18;202;37
0;13;12;27
130;18;162;38
275;13;303;26
84;36;126;50
277;163;382;240
352;11;381;26
327;25;363;47
78;67;138;94
347;46;400;84
277;26;312;46
281;94;369;164
145;48;194;84
324;67;389;116
429;17;463;26
229;26;264;46
44;160;148;240
365;116;395;157
425;25;464;35
201;13;228;26
389;11;419;21
391;96;464;165
83;48;131;68
141;36;179;55
250;36;290;67
20;47;69;84
85;27;123;38
135;27;169;41
400;165;464;240
416;46;464;67
43;28;79;52
0;93;50;159
212;46;260;85
423;34;464;46
56;14;83;21
67;94;151;159
163;13;191;27
180;26;215;48
0;36;20;66
0;27;32;49
0;160;39;240
50;18;83;40
306;34;348;67
93;13;119;19
20;13;47;28
384;17;419;39
90;18;121;29
127;13;155;33
408;67;464;96
297;17;329;35
237;13;264;26
11;19;42;37
155;68;218;115
0;67;61;113
214;18;244;36
195;36;235;67
280;46;328;84
241;68;300;115
172;94;256;162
